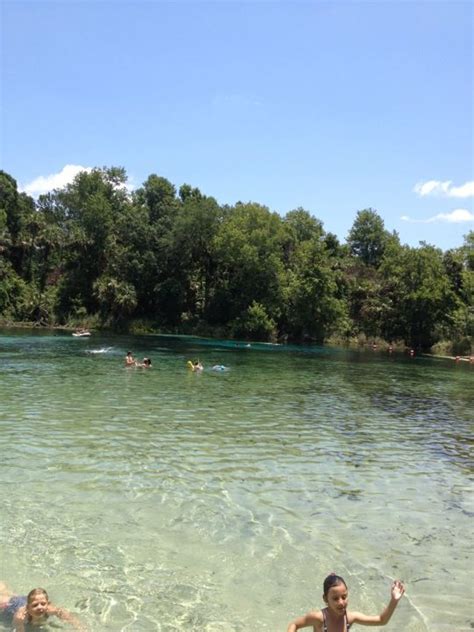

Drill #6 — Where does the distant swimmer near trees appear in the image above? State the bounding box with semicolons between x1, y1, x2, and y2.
72;328;91;337
125;352;151;368
0;584;87;631
286;573;405;631
187;360;203;372
137;357;152;368
125;351;135;366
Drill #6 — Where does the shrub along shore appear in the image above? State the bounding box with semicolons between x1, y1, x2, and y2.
1;167;472;355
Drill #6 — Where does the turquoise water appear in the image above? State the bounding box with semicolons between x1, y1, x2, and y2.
0;329;472;631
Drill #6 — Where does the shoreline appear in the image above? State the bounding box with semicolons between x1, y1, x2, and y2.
1;321;472;362
0;321;76;331
422;353;473;363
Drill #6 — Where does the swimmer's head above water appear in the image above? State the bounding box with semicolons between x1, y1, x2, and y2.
322;574;348;615
323;573;347;597
26;588;50;623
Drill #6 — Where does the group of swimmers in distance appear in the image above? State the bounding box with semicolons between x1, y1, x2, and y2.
1;574;405;630
125;351;152;368
125;353;224;372
125;352;207;372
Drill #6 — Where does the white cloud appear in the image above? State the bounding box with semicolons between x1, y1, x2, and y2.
449;181;474;198
401;209;474;223
21;164;93;196
414;179;474;198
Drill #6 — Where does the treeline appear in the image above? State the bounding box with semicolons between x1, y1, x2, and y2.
0;167;472;352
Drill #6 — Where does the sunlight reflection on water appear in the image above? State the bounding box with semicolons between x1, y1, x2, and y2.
0;331;472;631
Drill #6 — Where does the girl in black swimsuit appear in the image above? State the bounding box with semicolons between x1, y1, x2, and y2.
286;573;405;631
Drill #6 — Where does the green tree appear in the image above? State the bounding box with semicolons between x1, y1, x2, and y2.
54;167;133;320
0;171;36;276
230;301;277;341
282;238;346;342
166;191;222;323
343;260;385;339
209;203;286;326
93;276;137;323
347;208;391;267
0;256;29;321
0;171;22;245
380;243;457;349
284;208;324;244
135;174;178;226
128;175;181;321
447;231;474;353
461;230;474;271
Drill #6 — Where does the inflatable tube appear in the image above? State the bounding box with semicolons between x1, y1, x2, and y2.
187;360;194;369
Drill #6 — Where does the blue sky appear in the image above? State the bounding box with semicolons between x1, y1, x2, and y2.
1;1;472;251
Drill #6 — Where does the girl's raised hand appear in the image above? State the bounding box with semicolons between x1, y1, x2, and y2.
391;580;405;601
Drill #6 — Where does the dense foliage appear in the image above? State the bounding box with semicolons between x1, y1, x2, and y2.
1;168;472;352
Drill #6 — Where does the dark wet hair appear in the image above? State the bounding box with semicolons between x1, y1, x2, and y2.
323;574;347;597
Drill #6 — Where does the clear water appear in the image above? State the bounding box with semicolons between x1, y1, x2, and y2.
0;329;472;631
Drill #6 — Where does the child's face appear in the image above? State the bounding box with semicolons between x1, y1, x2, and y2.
27;594;49;620
324;583;348;615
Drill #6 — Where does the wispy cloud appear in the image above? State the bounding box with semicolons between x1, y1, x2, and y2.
401;209;474;224
414;180;474;198
21;164;92;196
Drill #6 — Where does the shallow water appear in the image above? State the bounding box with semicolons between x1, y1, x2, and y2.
0;329;472;631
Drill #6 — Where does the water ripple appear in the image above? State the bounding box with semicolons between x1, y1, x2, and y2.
0;331;472;631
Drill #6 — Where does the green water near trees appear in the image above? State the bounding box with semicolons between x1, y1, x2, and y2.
0;330;472;631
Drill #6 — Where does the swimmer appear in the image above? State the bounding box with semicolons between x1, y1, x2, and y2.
190;360;203;372
286;573;405;631
137;357;152;368
125;351;135;367
211;364;226;371
0;585;86;631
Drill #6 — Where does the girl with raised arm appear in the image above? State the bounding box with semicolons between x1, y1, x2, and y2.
287;573;405;631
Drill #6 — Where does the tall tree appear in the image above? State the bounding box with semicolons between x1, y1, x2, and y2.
166;191;222;322
380;243;457;349
347;208;390;267
54;167;133;319
209;203;286;325
282;238;347;341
